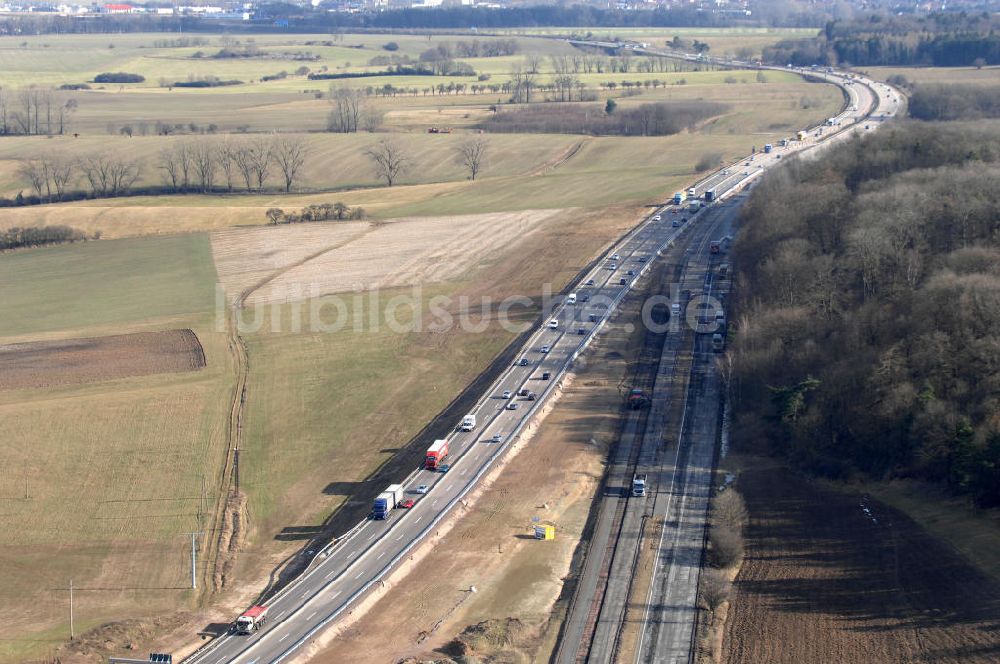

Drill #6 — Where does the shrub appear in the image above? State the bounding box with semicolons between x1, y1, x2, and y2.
93;72;145;84
383;41;399;51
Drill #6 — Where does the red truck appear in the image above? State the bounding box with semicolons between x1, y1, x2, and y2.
234;605;268;634
425;439;449;470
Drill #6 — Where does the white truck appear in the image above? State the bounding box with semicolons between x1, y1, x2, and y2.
460;414;476;431
234;606;268;634
373;483;406;519
566;293;577;305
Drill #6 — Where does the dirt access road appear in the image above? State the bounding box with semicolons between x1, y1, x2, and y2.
724;466;1000;664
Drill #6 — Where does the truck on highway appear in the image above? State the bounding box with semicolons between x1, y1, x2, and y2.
460;414;476;431
632;473;647;497
688;201;701;213
234;606;268;634
704;188;716;202
566;292;577;305
797;130;808;141
764;143;773;154
373;483;406;519
425;439;449;470
709;240;721;254
673;191;686;205
687;187;697;198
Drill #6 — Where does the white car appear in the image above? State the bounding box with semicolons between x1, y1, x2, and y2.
547;319;558;329
653;215;661;221
415;485;430;494
611;253;621;261
540;345;551;353
501;390;513;399
490;433;503;443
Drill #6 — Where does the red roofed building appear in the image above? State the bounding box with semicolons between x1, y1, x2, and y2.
103;4;134;13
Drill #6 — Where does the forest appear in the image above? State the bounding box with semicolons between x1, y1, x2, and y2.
730;121;1000;507
764;13;1000;66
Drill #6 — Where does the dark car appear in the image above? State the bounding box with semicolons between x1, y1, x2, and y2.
541;371;551;380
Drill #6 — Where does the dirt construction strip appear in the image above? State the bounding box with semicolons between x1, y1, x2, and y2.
0;329;205;390
724;467;1000;664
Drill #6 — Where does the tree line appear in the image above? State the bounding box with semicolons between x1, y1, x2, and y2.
15;134;310;204
729;121;1000;507
0;85;78;136
908;83;1000;121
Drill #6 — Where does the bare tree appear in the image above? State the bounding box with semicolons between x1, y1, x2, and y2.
0;86;8;135
80;153;140;197
191;141;217;192
158;146;182;191
698;568;732;614
272;135;309;193
525;53;543;74
365;139;409;187
456;137;489;181
232;142;255;192
217;137;237;192
327;85;365;133
18;159;45;199
247;136;272;191
47;156;75;200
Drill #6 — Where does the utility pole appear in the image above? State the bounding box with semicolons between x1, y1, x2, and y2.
69;579;74;641
187;532;203;589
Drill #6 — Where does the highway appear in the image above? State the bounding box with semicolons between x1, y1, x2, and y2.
184;56;903;664
554;51;904;664
185;169;709;664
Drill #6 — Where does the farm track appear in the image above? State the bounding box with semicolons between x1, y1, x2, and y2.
206;225;379;592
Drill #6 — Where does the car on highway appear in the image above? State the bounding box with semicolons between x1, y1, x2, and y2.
507;402;519;411
540;345;551;353
589;314;598;322
619;277;627;285
438;464;450;473
518;357;530;366
653;215;661;221
578;327;586;335
636;256;647;263
579;293;590;302
681;217;687;223
527;392;537;401
490;433;503;443
611;253;621;261
585;278;595;286
541;371;551;380
501;390;513;399
398;499;415;509
547;319;558;329
626;269;635;276
414;484;430;494
608;262;617;270
672;220;681;227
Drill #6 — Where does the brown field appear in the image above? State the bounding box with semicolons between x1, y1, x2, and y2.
212;210;563;306
0;329;205;391
724;466;1000;664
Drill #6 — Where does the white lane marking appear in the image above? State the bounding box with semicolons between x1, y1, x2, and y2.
307;611;317;621
276;610;287;619
414;517;422;524
325;570;335;579
460;467;468;476
446;484;454;491
300;591;309;599
396;534;404;541
377;551;386;560
278;634;289;643
432;499;438;507
330;590;342;599
356;571;365;579
368;533;375;541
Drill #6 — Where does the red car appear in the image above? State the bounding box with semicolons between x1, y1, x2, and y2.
398;499;415;509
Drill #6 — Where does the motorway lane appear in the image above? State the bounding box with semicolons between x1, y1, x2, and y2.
185;198;701;664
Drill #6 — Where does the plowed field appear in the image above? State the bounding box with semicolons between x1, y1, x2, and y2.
724;467;1000;664
0;329;205;390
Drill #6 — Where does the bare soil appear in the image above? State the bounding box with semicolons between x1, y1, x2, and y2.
723;466;1000;664
210;210;564;306
0;329;205;390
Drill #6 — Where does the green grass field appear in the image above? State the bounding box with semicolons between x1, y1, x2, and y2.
864;64;1000;86
0;232;233;661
